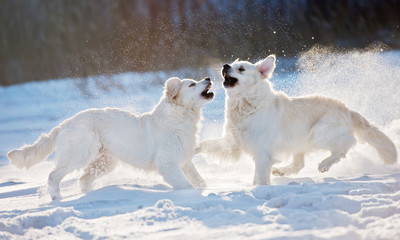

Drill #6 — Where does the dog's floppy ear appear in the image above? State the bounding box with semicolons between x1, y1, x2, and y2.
165;77;182;100
255;55;276;79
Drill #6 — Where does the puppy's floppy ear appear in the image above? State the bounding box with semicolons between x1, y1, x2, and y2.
255;55;276;79
165;77;182;100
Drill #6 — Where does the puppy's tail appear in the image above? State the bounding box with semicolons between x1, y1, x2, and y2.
351;111;397;165
7;126;60;169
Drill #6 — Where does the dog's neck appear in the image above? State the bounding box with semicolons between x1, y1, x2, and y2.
225;80;276;125
227;80;275;108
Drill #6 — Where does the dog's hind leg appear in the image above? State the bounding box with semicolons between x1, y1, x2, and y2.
318;152;346;172
272;153;305;176
182;161;207;189
79;152;118;192
317;134;355;173
310;117;356;173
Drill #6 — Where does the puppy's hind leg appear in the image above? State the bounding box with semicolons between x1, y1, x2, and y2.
48;140;99;200
272;153;305;176
79;152;118;192
48;166;70;201
49;127;101;199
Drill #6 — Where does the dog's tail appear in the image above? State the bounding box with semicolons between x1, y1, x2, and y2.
7;126;60;169
351;111;397;165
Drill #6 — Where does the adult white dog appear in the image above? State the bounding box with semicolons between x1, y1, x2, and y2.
197;55;397;185
8;77;214;200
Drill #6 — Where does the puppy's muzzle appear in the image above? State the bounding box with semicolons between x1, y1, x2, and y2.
201;77;214;100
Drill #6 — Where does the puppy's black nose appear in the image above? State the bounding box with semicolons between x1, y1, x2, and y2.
204;77;211;81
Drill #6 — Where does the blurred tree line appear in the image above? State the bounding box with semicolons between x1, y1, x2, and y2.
1;0;399;86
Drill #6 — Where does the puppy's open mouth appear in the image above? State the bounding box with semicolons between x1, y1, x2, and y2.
201;83;214;100
223;73;238;88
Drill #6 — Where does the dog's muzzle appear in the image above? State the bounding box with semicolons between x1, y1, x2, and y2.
222;64;238;88
222;64;231;74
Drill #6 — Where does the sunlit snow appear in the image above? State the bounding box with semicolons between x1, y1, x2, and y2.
1;49;399;239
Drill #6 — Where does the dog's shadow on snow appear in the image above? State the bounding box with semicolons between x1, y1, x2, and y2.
52;177;322;228
55;183;214;215
0;181;36;199
48;172;400;229
55;183;259;228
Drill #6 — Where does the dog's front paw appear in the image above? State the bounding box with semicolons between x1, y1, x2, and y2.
318;163;329;173
171;181;193;190
272;168;285;176
195;147;201;154
196;180;207;189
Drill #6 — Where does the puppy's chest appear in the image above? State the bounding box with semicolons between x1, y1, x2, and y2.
172;127;197;148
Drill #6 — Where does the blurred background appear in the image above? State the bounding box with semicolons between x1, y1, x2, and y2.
1;0;400;86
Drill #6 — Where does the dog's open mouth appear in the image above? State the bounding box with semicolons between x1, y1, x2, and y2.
223;74;238;88
201;83;214;100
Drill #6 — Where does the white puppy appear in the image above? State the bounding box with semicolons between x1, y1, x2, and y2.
198;55;397;185
8;77;214;200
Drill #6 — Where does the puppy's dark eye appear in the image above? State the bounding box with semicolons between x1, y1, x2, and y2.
238;66;245;72
189;83;196;88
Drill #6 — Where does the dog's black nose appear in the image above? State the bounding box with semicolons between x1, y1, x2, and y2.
223;64;231;69
222;64;231;74
204;77;211;81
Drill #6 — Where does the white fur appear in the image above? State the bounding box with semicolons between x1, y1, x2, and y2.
198;55;397;185
8;77;214;200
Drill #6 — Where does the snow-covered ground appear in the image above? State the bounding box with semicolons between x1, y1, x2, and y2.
1;50;400;239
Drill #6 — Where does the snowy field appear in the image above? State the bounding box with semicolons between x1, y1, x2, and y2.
1;50;400;239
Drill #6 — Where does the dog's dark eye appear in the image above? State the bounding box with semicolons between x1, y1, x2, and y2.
238;66;245;72
189;83;196;88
